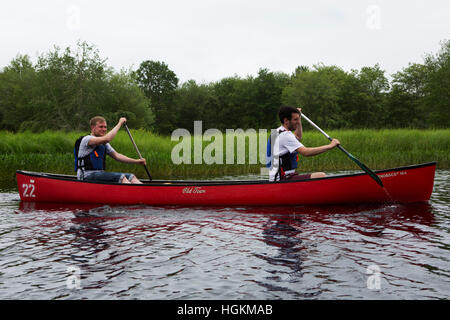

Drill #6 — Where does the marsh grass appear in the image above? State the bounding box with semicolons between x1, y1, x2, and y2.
1;129;448;184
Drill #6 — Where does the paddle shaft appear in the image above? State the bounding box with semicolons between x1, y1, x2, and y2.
301;114;351;156
123;123;152;181
301;113;384;187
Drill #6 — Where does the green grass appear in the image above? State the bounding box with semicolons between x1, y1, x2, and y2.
1;129;448;186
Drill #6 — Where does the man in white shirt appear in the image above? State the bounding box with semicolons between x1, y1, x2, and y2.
268;106;340;181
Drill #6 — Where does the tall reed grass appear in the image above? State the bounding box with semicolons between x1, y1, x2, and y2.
1;129;448;185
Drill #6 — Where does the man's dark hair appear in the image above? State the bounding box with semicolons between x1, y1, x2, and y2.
278;105;299;123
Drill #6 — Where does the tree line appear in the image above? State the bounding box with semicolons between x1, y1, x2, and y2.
0;40;448;134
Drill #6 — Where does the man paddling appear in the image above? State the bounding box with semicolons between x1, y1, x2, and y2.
268;106;340;182
75;116;147;184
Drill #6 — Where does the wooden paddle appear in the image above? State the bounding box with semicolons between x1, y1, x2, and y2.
123;122;152;181
301;113;384;188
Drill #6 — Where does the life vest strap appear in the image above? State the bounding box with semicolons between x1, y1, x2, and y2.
74;136;107;171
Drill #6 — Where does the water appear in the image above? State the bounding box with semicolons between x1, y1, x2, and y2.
0;170;449;300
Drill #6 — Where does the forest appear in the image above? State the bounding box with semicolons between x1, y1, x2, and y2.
0;40;448;134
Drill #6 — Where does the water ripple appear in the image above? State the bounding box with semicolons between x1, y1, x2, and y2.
0;171;449;299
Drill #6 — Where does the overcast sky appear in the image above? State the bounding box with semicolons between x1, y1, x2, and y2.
1;0;449;83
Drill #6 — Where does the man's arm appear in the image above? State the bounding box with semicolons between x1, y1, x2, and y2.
297;139;340;157
109;151;147;166
88;117;127;147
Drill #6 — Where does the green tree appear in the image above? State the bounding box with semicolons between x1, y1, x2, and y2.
134;60;179;134
0;41;153;132
102;70;153;129
173;80;216;131
282;64;347;128
283;64;390;129
388;63;429;127
423;40;450;127
211;76;258;130
386;40;449;128
347;64;389;127
0;54;38;131
33;41;116;131
253;69;290;129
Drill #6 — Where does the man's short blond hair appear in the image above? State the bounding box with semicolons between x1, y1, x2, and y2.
90;116;106;128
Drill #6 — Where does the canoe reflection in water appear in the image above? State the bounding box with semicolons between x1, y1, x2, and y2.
17;201;436;298
236;204;435;297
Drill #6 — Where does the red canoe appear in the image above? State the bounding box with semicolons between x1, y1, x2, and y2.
16;162;436;206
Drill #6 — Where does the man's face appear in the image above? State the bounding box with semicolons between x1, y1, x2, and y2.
91;121;107;137
285;113;300;131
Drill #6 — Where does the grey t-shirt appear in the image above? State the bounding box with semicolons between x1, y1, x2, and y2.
77;135;115;180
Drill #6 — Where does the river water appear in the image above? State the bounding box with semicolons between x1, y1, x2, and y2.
0;170;448;300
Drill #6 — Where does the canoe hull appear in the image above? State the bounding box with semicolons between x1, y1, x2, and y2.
16;162;436;206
